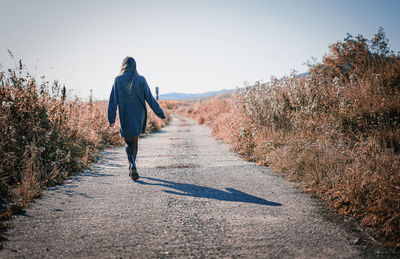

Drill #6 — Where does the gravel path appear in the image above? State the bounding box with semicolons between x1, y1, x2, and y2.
1;115;363;258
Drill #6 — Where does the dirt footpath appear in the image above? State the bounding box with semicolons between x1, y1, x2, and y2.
1;115;370;258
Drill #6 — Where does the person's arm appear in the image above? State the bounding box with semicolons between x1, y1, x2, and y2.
143;78;166;119
107;79;118;126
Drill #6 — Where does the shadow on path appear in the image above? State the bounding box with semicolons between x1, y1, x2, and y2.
137;177;282;206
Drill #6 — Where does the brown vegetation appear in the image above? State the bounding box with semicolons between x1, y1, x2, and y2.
179;28;400;247
0;64;171;209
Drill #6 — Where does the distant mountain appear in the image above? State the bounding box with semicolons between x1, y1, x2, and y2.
159;89;234;100
298;72;308;78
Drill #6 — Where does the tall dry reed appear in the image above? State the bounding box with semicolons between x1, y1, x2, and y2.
179;29;400;247
0;63;170;208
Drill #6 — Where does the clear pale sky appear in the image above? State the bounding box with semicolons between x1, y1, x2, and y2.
1;0;399;100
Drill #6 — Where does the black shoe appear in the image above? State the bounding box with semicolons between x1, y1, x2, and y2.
129;164;139;181
132;171;139;181
131;169;140;181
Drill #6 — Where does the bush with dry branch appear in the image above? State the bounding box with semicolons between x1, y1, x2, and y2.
179;28;400;247
0;64;170;208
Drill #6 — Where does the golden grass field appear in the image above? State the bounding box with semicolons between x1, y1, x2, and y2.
177;30;400;247
0;28;399;248
0;68;175;208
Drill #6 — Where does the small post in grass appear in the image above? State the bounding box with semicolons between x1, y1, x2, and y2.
155;86;159;100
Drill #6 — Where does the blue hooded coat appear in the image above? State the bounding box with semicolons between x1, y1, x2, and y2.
107;60;165;138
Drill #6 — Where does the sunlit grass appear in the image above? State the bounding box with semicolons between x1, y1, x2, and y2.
0;65;172;207
178;29;400;247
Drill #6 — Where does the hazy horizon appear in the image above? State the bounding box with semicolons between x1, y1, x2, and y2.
1;0;400;100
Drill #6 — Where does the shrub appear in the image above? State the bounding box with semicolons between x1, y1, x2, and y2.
179;28;400;247
0;64;170;206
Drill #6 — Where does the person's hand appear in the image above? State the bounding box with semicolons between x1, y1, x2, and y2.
162;118;168;123
110;123;115;127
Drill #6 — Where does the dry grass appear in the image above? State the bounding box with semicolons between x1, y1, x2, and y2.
178;29;400;247
0;64;171;209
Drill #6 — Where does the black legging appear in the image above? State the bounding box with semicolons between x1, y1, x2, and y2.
125;137;139;167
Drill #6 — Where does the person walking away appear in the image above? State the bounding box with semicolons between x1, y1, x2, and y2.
108;56;166;181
